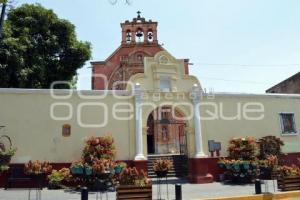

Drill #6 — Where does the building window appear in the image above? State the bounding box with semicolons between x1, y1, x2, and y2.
160;76;171;92
279;113;297;135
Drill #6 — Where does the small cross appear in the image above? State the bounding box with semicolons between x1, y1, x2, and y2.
137;11;141;18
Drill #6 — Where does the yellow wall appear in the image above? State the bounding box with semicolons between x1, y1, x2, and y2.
201;94;300;156
0;90;136;163
0;89;299;163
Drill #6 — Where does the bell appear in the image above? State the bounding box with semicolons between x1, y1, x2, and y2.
126;33;131;42
148;33;153;40
136;31;143;38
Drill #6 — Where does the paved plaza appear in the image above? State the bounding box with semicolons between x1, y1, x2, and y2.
0;182;263;200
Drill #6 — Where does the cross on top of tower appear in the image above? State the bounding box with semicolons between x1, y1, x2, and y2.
137;11;141;18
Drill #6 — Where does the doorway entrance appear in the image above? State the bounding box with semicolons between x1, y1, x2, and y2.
146;106;187;155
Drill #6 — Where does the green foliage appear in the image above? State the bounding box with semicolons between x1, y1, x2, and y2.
228;137;258;160
0;4;91;88
48;168;71;186
0;147;16;156
258;136;284;159
0;164;9;172
83;135;116;164
119;167;150;187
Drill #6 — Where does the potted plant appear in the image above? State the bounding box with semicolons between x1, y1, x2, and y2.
217;158;226;168
153;159;173;178
258;155;279;179
83;135;116;165
218;137;260;184
258;136;284;159
228;137;257;160
70;161;84;175
24;160;52;188
117;167;152;200
0;165;9;173
114;162;127;174
92;158;114;177
277;164;300;191
47;168;72;189
0;135;17;172
24;160;52;176
85;165;93;176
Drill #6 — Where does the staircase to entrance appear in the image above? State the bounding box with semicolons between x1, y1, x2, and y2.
147;154;188;178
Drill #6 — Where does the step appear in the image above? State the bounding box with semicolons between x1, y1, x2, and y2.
147;155;188;179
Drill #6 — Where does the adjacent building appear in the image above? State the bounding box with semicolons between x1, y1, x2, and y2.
266;72;300;94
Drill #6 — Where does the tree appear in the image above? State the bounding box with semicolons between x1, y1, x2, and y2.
0;4;91;88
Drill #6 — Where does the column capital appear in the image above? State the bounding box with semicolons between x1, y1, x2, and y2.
191;84;202;103
134;83;143;102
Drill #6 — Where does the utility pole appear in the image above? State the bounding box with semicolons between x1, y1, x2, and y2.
0;2;7;39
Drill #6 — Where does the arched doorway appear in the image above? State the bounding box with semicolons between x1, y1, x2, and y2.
146;106;187;155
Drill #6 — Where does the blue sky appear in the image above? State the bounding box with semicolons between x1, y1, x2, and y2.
15;0;300;93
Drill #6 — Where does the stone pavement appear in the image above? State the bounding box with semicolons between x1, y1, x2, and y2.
0;182;270;200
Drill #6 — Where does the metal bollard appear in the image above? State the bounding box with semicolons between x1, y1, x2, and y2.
81;187;89;200
175;184;182;200
255;179;262;194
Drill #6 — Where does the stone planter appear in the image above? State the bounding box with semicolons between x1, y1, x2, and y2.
116;185;152;200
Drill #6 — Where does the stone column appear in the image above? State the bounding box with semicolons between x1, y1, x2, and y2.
131;30;136;43
134;83;146;160
143;30;148;44
153;28;158;44
191;84;207;158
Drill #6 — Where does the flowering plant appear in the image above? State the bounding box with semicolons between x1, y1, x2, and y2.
83;134;116;164
259;155;278;169
92;158;115;174
258;136;284;159
277;165;300;177
228;137;257;160
153;159;173;172
0;135;17;170
114;162;127;174
115;162;127;168
119;167;151;187
24;160;52;175
48;168;72;187
71;161;84;168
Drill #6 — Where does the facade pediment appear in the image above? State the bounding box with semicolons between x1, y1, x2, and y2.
128;51;201;92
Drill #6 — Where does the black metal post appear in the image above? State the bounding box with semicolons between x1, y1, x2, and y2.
175;184;182;200
81;187;88;200
255;179;262;194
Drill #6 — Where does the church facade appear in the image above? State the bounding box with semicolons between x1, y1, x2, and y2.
0;13;300;184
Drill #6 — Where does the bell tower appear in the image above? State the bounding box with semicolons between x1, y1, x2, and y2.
91;12;189;90
121;11;158;46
